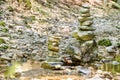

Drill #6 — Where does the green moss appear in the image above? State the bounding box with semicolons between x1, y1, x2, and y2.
7;6;14;12
25;0;32;9
0;45;9;51
115;56;120;62
98;39;112;46
41;62;52;69
0;38;5;44
0;21;5;26
2;28;8;32
4;62;20;78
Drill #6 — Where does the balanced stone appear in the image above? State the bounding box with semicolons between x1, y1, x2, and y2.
81;13;90;17
82;4;90;9
78;31;95;41
81;20;93;26
78;26;95;31
72;31;95;41
80;7;90;14
78;16;93;22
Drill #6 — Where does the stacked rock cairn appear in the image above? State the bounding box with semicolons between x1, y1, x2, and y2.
72;4;98;63
41;36;62;69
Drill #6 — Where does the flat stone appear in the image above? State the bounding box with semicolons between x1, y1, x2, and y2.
41;61;63;69
78;31;95;41
78;26;95;31
1;55;11;60
82;4;90;9
81;21;93;26
78;16;93;22
81;13;91;17
80;7;90;13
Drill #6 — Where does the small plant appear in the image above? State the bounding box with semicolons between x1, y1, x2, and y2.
98;39;112;46
0;21;5;26
0;38;5;44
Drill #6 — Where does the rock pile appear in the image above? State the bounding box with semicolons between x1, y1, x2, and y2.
71;4;98;63
41;36;63;69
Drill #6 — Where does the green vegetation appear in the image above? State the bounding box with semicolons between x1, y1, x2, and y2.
0;21;6;26
98;39;112;46
4;62;20;78
0;38;5;44
2;28;8;32
115;56;120;62
0;45;9;51
41;62;52;69
24;0;32;9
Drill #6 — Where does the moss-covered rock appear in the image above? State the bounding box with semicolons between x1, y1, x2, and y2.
0;45;9;51
0;21;5;26
1;28;8;32
0;38;5;44
41;62;52;69
98;39;112;46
